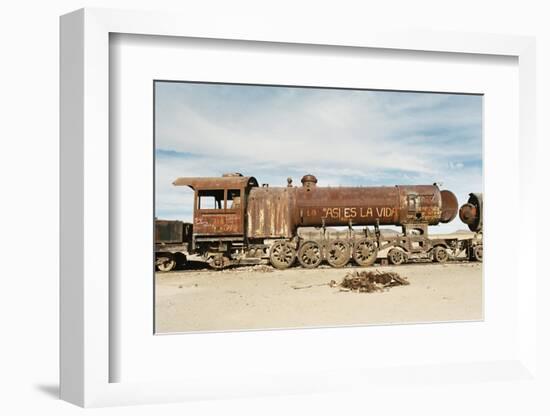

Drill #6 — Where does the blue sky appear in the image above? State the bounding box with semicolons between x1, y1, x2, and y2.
155;82;482;233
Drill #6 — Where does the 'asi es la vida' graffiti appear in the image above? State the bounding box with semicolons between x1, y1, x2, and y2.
319;207;396;219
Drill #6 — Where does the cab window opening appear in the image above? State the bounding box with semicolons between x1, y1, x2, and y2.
197;189;224;210
227;189;241;209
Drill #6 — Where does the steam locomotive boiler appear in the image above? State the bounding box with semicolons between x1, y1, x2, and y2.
155;173;482;270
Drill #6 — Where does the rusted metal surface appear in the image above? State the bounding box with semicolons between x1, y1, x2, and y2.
440;190;459;223
167;172;480;270
247;186;295;238
247;175;458;238
300;173;318;190
294;184;455;227
155;219;191;244
246;174;457;235
194;211;243;235
174;173;458;240
173;174;258;237
155;219;193;271
459;193;483;232
172;175;258;190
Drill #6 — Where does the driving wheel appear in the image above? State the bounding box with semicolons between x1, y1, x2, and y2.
353;238;378;267
326;240;351;268
388;248;407;265
298;241;323;269
432;246;449;263
156;255;176;272
269;240;296;269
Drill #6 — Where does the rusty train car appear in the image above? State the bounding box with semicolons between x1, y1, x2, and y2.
155;173;483;271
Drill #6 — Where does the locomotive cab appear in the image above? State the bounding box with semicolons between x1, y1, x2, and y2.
173;174;258;250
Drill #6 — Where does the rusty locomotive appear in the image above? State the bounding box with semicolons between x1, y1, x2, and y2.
155;173;483;271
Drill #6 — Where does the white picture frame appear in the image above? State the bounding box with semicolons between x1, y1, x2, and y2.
60;8;538;408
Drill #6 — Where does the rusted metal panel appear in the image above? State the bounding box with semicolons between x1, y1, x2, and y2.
194;210;243;235
246;182;457;237
247;187;294;238
245;177;458;238
155;219;192;244
397;184;446;225
296;186;400;226
173;174;258;237
440;189;459;223
294;183;456;227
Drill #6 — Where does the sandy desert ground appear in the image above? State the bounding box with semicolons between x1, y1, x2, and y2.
155;261;482;333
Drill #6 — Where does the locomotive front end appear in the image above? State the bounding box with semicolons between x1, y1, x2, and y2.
459;192;483;232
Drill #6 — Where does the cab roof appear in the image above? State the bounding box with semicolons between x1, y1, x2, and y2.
172;176;258;190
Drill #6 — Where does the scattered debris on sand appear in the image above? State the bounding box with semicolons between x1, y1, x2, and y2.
291;283;329;290
332;270;410;293
291;270;410;292
233;264;274;273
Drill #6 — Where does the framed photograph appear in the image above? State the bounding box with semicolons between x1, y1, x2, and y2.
152;80;484;334
60;8;538;407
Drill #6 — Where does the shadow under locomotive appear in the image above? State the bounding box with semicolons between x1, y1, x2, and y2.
155;174;483;271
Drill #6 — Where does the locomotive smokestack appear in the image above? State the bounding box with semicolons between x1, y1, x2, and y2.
301;174;318;191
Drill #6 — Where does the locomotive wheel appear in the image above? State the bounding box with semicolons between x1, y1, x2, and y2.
353;238;378;267
473;245;483;262
432;246;449;263
387;248;407;266
156;255;176;272
209;254;230;270
298;241;323;269
326;240;351;268
269;240;296;269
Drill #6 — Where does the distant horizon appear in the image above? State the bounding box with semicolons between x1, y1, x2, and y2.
155;82;482;234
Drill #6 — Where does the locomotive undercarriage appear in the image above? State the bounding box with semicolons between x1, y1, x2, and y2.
193;223;483;270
